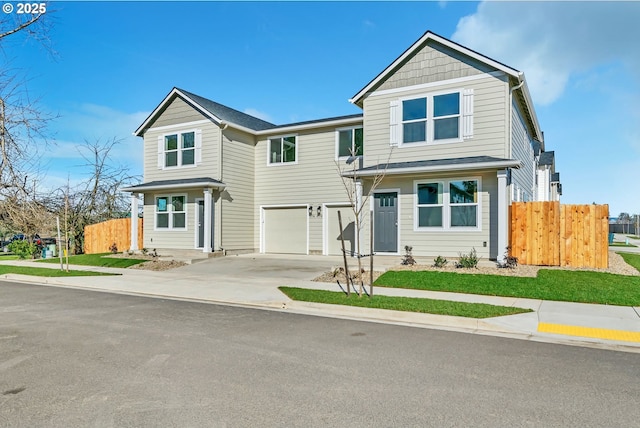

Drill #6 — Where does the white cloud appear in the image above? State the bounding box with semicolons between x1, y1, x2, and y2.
243;108;273;123
452;1;640;105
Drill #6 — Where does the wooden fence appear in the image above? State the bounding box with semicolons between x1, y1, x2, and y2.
84;218;143;254
510;202;609;268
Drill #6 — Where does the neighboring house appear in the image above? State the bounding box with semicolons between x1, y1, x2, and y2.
122;30;561;262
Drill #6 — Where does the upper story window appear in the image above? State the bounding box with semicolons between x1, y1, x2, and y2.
402;92;460;145
156;194;187;230
415;178;480;230
159;130;200;169
390;89;473;147
269;135;297;165
337;127;364;159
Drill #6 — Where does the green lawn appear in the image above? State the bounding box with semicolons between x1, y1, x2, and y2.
0;265;116;277
610;242;638;248
279;287;531;319
619;253;640;273
374;269;640;306
0;253;20;261
38;253;148;268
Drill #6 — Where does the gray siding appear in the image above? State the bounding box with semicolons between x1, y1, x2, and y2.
219;127;256;251
363;74;509;168
510;100;536;202
378;41;496;92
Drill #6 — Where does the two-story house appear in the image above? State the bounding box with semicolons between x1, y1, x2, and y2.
123;31;560;262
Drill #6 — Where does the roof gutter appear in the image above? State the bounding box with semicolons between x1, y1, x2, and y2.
342;159;522;178
121;181;226;193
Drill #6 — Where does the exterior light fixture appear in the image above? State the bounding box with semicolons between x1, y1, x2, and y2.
308;206;313;217
317;206;322;217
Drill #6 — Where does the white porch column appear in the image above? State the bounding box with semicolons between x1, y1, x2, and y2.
497;169;509;264
203;188;213;253
355;180;363;257
130;193;139;252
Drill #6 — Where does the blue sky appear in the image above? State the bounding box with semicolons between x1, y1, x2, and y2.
5;1;640;216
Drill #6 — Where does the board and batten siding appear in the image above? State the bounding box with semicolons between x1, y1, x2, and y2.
254;126;356;253
219;127;256;252
364;171;498;260
377;41;496;92
142;191;203;250
510;100;536;202
362;74;509;168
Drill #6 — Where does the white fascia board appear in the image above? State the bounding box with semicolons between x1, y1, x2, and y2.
350;31;521;106
134;88;222;137
516;73;543;143
342;160;522;178
121;181;226;193
254;116;363;136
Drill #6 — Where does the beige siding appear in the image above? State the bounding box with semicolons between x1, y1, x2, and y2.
362;74;509;168
219;128;256;251
378;41;496;92
511;100;536;202
142;190;204;250
151;96;207;128
254;127;353;253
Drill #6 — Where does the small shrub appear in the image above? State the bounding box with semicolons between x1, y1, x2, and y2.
150;248;158;258
141;248;148;255
433;255;448;268
456;248;479;269
401;245;416;265
109;243;118;254
8;240;37;260
497;247;518;269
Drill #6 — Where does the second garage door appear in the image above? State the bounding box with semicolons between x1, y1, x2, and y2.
325;205;356;256
263;207;308;254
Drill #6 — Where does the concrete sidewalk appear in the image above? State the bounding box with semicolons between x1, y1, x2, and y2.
1;255;639;353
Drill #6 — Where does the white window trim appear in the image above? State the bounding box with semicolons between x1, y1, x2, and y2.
399;90;463;147
266;134;299;166
335;126;364;160
154;193;188;231
413;177;482;232
161;129;199;170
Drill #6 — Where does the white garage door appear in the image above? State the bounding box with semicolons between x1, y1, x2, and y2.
263;207;308;254
325;205;356;256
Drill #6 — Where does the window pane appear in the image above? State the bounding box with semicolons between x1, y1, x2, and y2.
450;181;477;204
182;132;195;148
182;149;195;165
417;183;442;205
434;117;459;140
354;128;364;155
173;213;186;228
403;122;426;143
165;152;177;167
338;130;352;157
156;197;168;212
157;213;169;228
172;196;185;212
269;138;281;163
419;207;443;227
403;98;427;121
434;93;459;117
283;136;296;162
165;134;178;150
451;206;477;227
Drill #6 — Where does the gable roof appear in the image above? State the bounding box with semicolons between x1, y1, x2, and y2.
134;87;277;136
349;30;542;142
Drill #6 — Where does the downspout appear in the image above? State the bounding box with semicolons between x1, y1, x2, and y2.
218;121;229;252
508;76;525;203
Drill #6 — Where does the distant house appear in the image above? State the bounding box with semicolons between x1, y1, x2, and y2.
122;30;561;261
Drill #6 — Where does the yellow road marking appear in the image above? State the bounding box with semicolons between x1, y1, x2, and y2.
538;322;640;343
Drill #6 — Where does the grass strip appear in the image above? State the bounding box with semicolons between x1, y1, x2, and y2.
38;253;148;268
0;265;116;277
279;287;531;319
610;242;638;248
619;252;640;273
374;270;640;306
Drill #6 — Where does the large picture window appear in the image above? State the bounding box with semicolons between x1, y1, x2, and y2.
155;194;187;230
164;131;196;168
337;127;364;158
269;135;297;164
401;92;461;145
415;179;479;230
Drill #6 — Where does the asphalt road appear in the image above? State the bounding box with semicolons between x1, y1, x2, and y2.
1;280;639;427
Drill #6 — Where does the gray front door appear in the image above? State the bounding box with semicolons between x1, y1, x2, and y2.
374;192;398;253
197;200;214;249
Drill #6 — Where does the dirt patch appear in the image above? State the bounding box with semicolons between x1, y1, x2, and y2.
104;253;187;271
312;251;639;283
